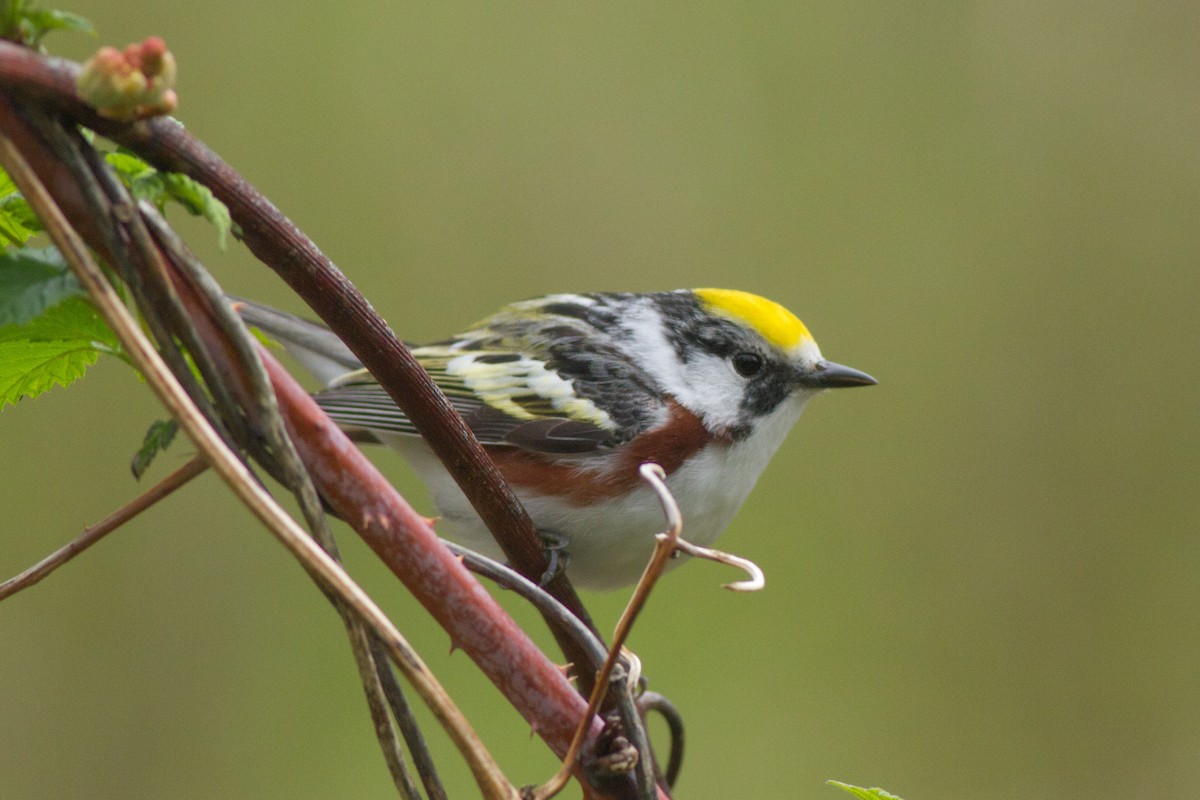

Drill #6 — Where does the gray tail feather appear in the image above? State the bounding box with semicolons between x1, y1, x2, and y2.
231;298;362;386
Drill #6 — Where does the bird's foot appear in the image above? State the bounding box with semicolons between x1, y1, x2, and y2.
537;529;571;587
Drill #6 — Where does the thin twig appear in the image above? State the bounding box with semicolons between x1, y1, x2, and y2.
0;50;661;794
258;347;608;771
536;462;764;799
138;204;296;486
636;692;685;790
638;464;764;592
610;651;657;800
346;621;424;800
370;637;449;800
445;542;607;672
0;456;208;601
638;463;764;592
142;205;425;797
0;130;517;800
533;463;685;800
16;106;244;466
451;540;667;799
673;540;765;592
78;138;259;455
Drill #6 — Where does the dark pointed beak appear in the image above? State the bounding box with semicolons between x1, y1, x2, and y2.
800;360;878;389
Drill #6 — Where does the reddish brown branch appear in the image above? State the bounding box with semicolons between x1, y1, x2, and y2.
0;45;669;798
172;263;658;798
260;346;600;759
0;38;597;678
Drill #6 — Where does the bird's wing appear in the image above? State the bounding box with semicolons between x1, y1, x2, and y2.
317;337;666;454
238;296;670;455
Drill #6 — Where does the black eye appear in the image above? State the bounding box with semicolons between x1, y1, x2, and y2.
731;352;763;377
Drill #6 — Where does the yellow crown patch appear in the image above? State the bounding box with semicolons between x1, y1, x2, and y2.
694;288;813;351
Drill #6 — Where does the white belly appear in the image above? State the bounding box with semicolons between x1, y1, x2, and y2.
378;397;808;590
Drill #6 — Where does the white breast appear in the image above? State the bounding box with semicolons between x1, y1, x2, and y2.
380;392;811;590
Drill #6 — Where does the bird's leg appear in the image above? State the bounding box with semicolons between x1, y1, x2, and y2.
536;528;571;587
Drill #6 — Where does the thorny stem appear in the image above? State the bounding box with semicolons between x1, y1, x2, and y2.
0;130;519;800
257;347;610;774
23;102;424;797
0;42;683;797
139;203;427;797
0;37;600;694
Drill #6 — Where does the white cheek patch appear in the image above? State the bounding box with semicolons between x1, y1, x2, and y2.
612;302;754;432
679;354;748;430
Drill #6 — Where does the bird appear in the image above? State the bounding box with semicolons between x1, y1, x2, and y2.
237;289;876;590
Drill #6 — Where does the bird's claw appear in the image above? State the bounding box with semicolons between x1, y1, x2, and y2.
537;529;571;587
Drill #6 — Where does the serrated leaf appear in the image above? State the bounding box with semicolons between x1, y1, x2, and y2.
0;295;119;350
0;170;42;246
104;151;157;187
105;151;232;248
128;174;168;207
104;151;153;179
0;201;37;247
160;172;233;249
104;151;165;206
0;246;83;326
827;781;906;800
0;339;101;407
131;418;179;479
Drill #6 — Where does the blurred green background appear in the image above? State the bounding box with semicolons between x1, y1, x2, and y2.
3;2;1199;798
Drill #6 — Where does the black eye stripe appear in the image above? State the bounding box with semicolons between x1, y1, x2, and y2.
732;352;763;377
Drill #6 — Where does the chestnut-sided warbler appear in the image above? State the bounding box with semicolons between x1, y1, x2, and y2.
239;289;875;589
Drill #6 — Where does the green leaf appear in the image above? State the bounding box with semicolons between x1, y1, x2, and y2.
105;151;157;187
104;150;156;181
0;198;38;247
131;418;179;479
827;781;906;800
0;169;42;246
0;295;119;351
0;297;123;404
0;246;83;326
0;1;93;47
160;172;233;249
22;8;94;42
104;151;165;207
0;339;101;407
105;150;234;249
